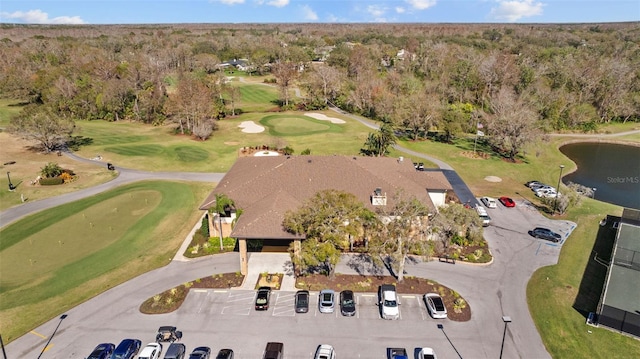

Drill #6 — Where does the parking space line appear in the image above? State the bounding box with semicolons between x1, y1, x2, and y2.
272;292;295;317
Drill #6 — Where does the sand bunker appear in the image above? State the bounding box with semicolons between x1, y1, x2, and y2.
254;151;280;157
305;113;346;124
485;176;503;182
239;121;265;133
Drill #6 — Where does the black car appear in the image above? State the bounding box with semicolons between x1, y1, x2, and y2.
255;286;272;310
339;290;356;316
530;227;562;243
215;349;234;359
188;346;211;359
87;343;115;359
295;290;309;313
110;339;142;359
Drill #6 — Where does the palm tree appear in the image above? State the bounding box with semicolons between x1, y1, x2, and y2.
211;194;235;250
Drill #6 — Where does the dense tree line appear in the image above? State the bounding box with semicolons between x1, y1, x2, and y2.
1;23;638;155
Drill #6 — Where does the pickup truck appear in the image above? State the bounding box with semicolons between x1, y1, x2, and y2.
387;347;408;359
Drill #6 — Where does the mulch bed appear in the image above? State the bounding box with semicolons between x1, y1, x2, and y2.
140;272;244;314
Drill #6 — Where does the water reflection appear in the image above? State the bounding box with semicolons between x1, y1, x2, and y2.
560;142;640;209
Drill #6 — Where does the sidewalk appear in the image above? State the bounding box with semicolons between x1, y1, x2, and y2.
239;253;297;291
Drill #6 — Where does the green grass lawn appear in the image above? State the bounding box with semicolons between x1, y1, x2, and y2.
0;181;212;342
260;114;342;136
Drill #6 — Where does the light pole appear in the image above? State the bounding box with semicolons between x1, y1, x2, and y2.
6;172;15;191
592;187;597;200
500;315;512;359
36;314;67;359
437;324;462;359
553;165;565;214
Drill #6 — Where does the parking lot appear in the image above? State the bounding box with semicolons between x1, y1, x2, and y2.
9;197;573;359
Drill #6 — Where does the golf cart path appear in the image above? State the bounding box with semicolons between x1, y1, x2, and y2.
0;151;224;228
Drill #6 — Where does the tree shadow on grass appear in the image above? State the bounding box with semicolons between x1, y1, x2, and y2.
572;215;619;318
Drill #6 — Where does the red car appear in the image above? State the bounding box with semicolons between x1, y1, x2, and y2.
499;196;516;207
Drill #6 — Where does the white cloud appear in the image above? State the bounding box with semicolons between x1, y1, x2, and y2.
0;9;85;24
216;0;245;5
301;5;318;21
367;4;387;18
490;0;544;22
395;7;406;14
266;0;289;7
406;0;437;10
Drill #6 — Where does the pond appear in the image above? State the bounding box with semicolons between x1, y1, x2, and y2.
560;142;640;209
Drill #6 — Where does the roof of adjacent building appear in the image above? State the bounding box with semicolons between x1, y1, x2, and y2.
200;155;452;240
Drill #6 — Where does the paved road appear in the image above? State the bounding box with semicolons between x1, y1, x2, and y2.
0;152;224;228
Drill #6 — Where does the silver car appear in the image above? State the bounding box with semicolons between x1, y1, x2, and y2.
318;289;335;313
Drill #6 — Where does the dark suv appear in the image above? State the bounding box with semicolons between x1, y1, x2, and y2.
262;342;284;359
530;227;561;243
109;339;141;359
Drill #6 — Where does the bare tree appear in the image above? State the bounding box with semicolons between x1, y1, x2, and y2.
486;88;540;161
9;105;75;153
271;61;298;107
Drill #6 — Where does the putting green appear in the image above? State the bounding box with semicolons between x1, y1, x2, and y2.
260;114;343;136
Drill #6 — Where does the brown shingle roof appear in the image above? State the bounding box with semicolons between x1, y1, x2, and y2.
200;155;451;239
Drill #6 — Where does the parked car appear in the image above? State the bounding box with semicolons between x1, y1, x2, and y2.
532;185;555;192
339;290;356;316
535;188;560;198
214;349;234;359
480;196;497;208
109;339;141;359
379;284;399;320
295;290;309;313
318;289;335;313
529;227;562;243
255;286;272;310
387;347;408;359
498;196;516;207
417;347;438;359
87;343;115;359
164;343;186;359
138;343;162;359
262;342;284;359
475;206;491;227
155;326;182;342
314;344;336;359
423;293;447;319
525;180;544;189
188;346;211;359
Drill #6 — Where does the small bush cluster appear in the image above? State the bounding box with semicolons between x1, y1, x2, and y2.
39;177;64;186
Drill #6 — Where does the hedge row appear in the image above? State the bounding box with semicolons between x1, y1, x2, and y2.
39;177;64;186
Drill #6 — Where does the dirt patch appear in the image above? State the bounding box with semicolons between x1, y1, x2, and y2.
295;273;471;322
460;151;490;159
0;132;114;211
224;141;240;145
256;273;283;290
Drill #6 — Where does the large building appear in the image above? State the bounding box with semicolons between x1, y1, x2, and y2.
596;208;640;338
200;155;453;275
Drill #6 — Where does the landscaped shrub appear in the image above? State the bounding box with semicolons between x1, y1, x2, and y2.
39;177;64;185
40;162;63;178
60;172;74;183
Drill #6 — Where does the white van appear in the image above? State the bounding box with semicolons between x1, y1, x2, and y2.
476;206;491;226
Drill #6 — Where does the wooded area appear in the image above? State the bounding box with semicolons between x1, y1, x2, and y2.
1;22;638;157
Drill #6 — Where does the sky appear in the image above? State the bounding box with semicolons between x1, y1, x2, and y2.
0;1;638;24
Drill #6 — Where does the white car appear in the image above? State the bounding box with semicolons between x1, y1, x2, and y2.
480;197;497;208
379;284;399;320
418;347;438;359
536;189;560;198
314;344;336;359
138;343;162;359
423;293;447;319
